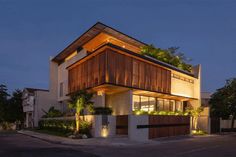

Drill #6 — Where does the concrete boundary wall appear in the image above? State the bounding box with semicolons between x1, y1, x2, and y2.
128;115;149;141
220;119;236;129
198;116;210;133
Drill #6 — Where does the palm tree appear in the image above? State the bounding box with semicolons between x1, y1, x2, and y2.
68;90;93;133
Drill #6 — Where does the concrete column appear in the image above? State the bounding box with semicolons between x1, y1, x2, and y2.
128;90;133;115
93;91;106;108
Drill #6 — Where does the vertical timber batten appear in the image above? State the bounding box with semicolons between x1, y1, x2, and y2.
68;48;171;94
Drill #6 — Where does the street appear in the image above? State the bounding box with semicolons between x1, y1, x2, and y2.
1;132;236;157
0;132;97;157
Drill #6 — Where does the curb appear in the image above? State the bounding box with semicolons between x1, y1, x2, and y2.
17;130;63;144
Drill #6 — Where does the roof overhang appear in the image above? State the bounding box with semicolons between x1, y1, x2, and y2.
52;22;147;63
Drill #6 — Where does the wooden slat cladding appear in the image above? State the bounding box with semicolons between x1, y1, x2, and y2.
116;115;128;135
106;49;171;94
68;51;106;93
68;48;171;94
148;115;190;139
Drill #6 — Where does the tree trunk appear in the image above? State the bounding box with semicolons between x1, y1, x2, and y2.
75;112;80;133
231;115;235;131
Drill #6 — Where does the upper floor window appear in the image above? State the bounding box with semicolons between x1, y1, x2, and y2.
60;82;63;97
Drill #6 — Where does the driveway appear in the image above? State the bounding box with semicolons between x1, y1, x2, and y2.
1;132;236;157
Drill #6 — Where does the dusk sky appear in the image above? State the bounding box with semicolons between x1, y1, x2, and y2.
1;0;236;93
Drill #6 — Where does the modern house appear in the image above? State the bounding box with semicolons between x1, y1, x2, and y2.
22;88;59;128
48;22;201;140
50;22;201;115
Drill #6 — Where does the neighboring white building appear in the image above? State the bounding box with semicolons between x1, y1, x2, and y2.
22;88;59;128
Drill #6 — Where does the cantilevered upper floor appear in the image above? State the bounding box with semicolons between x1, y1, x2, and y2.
49;22;201;103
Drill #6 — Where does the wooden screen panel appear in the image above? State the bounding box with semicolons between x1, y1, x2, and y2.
69;48;171;94
98;52;106;85
107;50;116;84
68;51;107;94
106;49;171;94
125;56;132;86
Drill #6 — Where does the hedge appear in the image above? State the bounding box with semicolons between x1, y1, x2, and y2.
38;119;91;135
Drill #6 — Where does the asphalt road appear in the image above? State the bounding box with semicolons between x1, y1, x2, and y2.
1;132;236;157
0;132;98;157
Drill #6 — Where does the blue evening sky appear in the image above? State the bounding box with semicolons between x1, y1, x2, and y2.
0;0;236;93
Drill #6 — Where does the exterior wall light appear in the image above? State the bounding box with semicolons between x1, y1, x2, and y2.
101;125;109;138
97;90;105;96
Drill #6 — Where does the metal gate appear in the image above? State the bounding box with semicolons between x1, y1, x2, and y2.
116;115;128;135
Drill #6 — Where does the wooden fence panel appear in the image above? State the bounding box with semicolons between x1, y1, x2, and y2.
149;115;190;139
116;115;128;135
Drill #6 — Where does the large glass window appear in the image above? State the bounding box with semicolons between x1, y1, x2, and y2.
157;98;164;111
170;100;175;111
132;95;183;112
133;95;140;110
164;99;170;111
140;96;149;111
176;101;182;111
149;97;156;111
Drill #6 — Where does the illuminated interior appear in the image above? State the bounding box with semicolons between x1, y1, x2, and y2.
83;32;141;53
132;94;184;112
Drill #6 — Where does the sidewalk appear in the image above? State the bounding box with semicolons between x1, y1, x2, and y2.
17;130;222;147
17;130;149;146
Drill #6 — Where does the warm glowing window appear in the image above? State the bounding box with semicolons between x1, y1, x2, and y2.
133;95;140;110
133;95;183;112
140;96;149;111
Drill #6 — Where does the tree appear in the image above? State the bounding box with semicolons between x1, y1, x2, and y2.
186;106;204;130
6;89;24;122
0;84;9;122
209;78;236;130
140;45;192;72
68;90;93;133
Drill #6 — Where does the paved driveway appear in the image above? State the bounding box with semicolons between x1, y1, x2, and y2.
1;132;236;157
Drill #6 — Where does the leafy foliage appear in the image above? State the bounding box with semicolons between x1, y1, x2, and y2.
0;85;23;123
93;107;113;115
38;119;92;136
42;107;63;118
186;106;204;130
68;90;94;115
68;90;94;132
209;78;236;129
0;84;9;122
140;45;192;72
5;90;24;122
133;110;189;116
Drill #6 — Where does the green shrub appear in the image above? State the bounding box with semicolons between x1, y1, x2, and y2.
0;122;13;130
42;107;63;118
133;110;189;116
38;119;92;136
93;107;113;115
